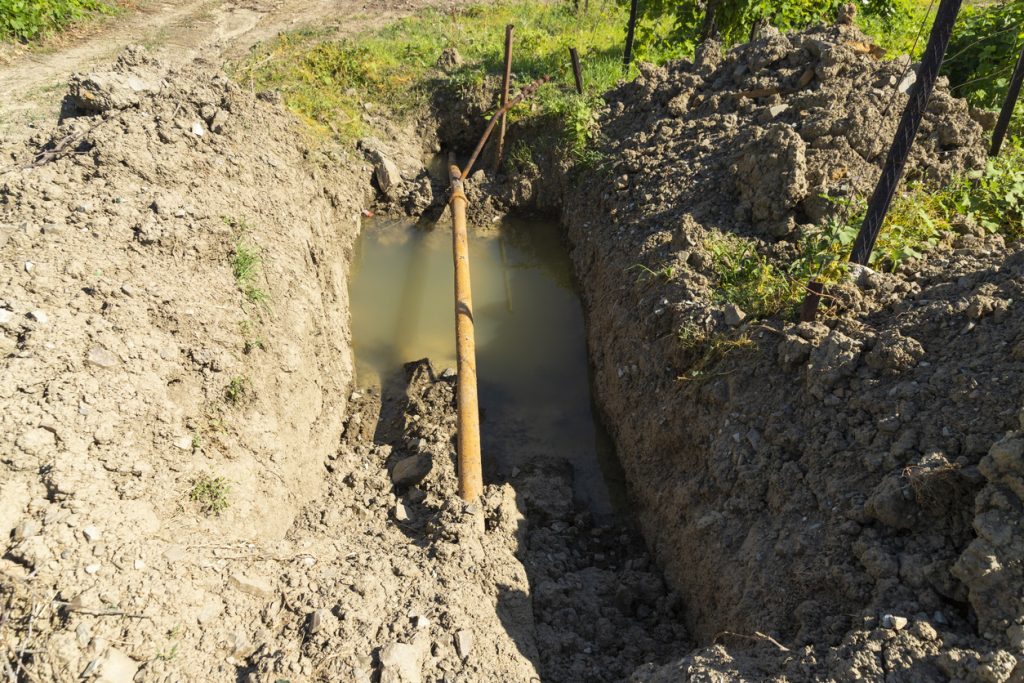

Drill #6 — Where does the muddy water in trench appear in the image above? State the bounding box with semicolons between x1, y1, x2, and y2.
350;215;627;517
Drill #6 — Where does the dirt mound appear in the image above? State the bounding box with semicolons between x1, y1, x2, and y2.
0;47;364;680
600;21;985;239
551;17;1024;683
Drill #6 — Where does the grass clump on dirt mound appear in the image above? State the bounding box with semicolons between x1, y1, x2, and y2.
0;0;117;41
705;134;1024;322
189;475;231;515
234;1;631;151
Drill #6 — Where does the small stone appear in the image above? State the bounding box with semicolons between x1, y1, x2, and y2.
412;614;429;630
133;559;146;570
0;309;13;326
898;69;917;94
307;608;329;634
209;109;229;134
440;368;455;379
83;525;101;542
173;436;193;450
379;641;422;683
27;310;48;324
229;572;274;598
454;630;474;659
84;563;101;574
14;520;37;541
191;121;205;137
881;613;908;631
723;303;747;326
394;502;409;522
768;104;789;118
87;346;119;368
96;647;139;683
391;455;432;487
407;488;427;504
24;261;34;273
372;154;403;199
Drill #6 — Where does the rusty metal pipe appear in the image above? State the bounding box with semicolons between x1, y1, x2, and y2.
462;75;551;180
494;24;514;170
448;161;483;502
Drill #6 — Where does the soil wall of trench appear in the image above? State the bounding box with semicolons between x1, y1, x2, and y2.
485;19;1024;682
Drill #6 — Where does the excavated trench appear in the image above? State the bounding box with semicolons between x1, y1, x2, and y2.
6;14;1024;681
350;213;627;517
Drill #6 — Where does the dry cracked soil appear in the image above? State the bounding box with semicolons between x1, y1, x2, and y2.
2;3;1024;683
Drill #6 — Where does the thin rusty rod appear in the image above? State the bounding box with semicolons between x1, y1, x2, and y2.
463;75;551;180
494;24;515;170
991;40;1024;157
447;159;483;502
569;47;583;94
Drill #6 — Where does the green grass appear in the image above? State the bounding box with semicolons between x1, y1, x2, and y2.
234;0;631;151
225;217;270;306
1;0;117;41
705;138;1024;322
189;475;230;515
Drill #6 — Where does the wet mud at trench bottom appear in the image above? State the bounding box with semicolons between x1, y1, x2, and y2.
349;214;628;518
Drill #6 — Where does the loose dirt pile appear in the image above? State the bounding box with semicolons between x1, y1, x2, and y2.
550;15;1024;683
0;47;365;679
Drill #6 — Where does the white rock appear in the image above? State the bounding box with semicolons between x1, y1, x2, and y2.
379;641;423;683
882;613;908;630
454;630;474;659
83;525;101;542
85;563;101;574
229;572;274;598
394;502;409;522
133;559;146;570
173;435;193;450
0;309;13;326
96;647;139;683
27;310;48;324
24;261;34;273
14;520;37;541
191;121;205;137
898;69;917;94
87;346;119;368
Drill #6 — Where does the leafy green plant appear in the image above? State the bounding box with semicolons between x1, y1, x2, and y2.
224;375;251;404
944;0;1024;134
955;142;1024;237
705;232;800;318
1;0;115;41
189;476;230;515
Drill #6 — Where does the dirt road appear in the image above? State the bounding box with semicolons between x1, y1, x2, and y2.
0;0;441;130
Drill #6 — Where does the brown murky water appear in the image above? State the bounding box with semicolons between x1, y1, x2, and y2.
350;215;627;517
